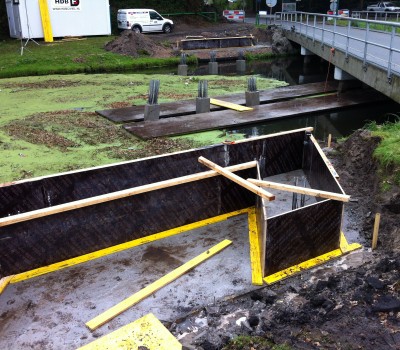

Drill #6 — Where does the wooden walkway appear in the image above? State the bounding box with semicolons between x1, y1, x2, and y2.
123;88;387;140
96;81;339;123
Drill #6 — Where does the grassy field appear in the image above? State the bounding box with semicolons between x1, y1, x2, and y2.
0;73;287;183
0;37;197;78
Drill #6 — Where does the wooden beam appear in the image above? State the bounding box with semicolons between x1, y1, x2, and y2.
86;239;233;331
0;161;257;228
247;178;350;202
0;275;14;295
247;207;263;285
210;98;253;112
198;157;275;201
233;127;313;144
372;213;381;250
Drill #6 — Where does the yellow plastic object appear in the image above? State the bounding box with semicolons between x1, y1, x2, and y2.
247;207;263;285
86;239;233;331
78;313;181;350
210;98;253;111
10;208;250;284
264;232;362;284
38;0;53;42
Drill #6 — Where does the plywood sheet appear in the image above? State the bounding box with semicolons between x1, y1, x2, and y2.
124;89;386;139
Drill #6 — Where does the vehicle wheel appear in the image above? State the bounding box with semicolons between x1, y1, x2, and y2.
163;24;172;33
132;26;141;33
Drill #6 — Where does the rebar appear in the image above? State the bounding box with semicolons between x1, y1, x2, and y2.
292;177;298;210
210;50;217;62
180;52;187;65
198;80;208;98
300;177;307;207
147;79;160;105
247;76;257;92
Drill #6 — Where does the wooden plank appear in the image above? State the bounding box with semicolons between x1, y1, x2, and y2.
38;0;53;43
247;207;263;285
10;208;250;283
86;239;233;331
97;81;339;123
198;157;275;201
372;213;381;250
79;313;181;350
309;134;340;179
124;89;387;139
0;161;256;228
247;178;350;202
210;98;253;111
0;275;14;295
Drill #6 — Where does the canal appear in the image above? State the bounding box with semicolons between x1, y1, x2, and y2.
175;55;400;141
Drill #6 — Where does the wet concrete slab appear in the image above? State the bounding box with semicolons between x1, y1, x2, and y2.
0;213;259;349
123;89;388;139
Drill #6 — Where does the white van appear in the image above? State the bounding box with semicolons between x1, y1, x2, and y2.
117;9;174;33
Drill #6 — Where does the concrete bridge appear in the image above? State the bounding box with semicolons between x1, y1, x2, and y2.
276;12;400;103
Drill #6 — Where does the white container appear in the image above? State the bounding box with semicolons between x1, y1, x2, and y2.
5;0;111;39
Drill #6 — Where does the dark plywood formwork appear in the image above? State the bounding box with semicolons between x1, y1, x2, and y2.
0;129;348;282
179;36;254;50
265;200;343;276
96;82;340;124
123;89;387;139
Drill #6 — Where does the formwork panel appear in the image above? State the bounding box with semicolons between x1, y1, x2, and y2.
303;136;343;195
265;199;343;276
0;129;313;277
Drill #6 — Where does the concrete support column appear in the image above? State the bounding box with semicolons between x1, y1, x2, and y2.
196;97;210;114
208;62;218;75
144;104;161;121
178;64;188;76
236;60;246;73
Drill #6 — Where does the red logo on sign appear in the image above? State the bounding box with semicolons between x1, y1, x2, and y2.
71;0;79;6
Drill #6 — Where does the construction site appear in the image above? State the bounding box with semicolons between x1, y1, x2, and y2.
0;14;399;350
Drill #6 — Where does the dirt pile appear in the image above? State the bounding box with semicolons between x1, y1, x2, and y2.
336;129;400;252
171;130;400;349
104;30;172;58
104;21;273;60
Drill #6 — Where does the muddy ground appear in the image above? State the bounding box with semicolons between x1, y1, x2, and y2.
105;18;294;60
171;131;400;350
103;18;400;349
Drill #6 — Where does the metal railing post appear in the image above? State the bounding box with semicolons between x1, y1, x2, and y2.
387;26;395;81
313;15;316;42
345;19;351;59
306;13;309;37
363;22;370;67
321;15;326;47
332;16;337;46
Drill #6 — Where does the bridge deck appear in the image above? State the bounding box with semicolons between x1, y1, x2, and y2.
124;88;387;139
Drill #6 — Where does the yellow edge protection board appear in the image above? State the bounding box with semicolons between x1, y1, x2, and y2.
210;98;253;112
38;0;54;42
247;207;263;285
86;239;233;331
10;208;250;284
78;313;182;350
264;233;362;285
0;275;14;295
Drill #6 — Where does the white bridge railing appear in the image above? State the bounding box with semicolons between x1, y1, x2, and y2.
275;12;400;82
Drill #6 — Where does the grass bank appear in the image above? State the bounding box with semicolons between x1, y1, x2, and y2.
366;119;400;187
0;37;197;79
0;73;287;183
